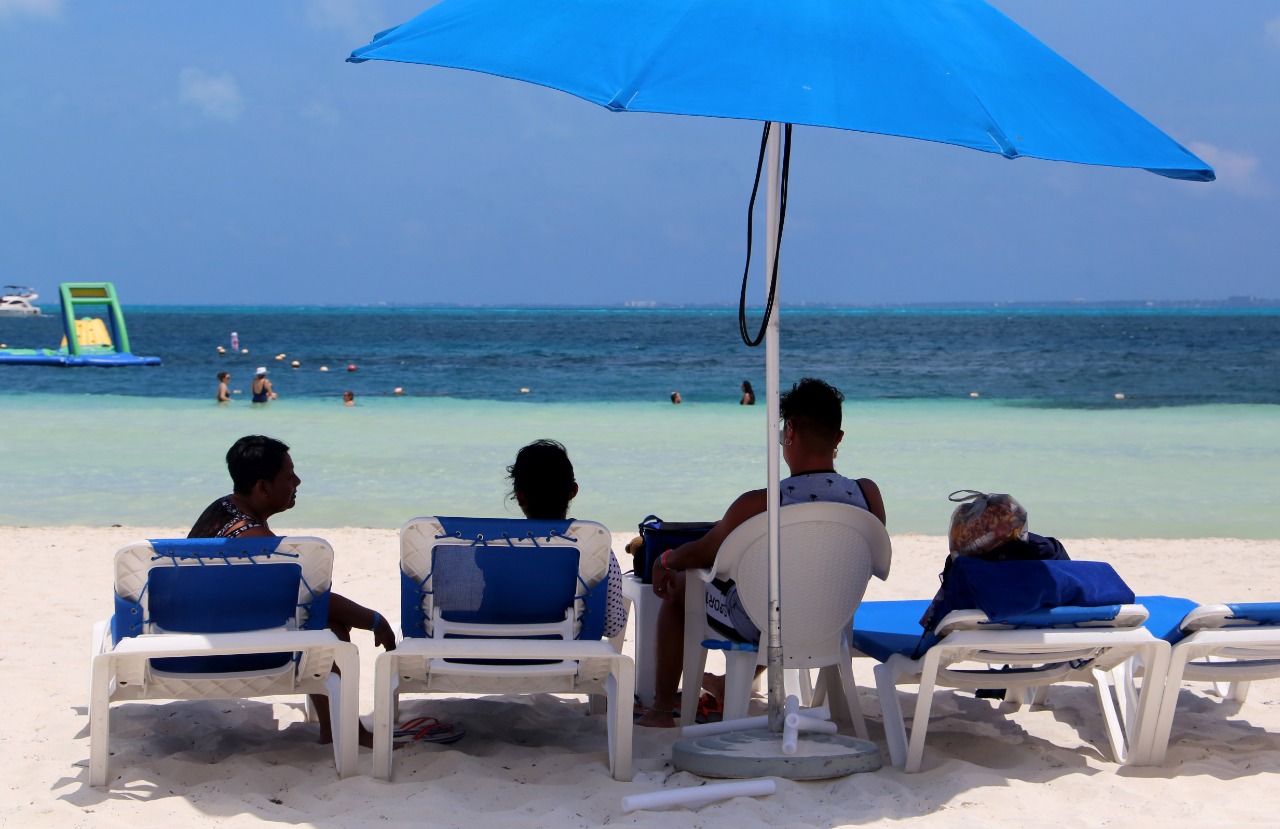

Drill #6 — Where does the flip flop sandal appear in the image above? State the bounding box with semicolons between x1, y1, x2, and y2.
393;716;466;745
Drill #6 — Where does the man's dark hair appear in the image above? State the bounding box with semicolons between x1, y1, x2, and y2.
507;439;576;520
227;435;290;495
779;378;844;448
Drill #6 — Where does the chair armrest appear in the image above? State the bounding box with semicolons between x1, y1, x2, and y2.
686;567;715;584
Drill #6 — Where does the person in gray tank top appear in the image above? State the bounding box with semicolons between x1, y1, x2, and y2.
636;378;887;728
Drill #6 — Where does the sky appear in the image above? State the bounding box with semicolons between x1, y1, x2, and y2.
1;0;1276;307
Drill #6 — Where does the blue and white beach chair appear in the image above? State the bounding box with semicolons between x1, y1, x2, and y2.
1140;600;1280;764
371;517;634;782
850;558;1170;772
88;537;360;786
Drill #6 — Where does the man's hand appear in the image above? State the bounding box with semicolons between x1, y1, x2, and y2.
651;567;678;601
374;617;398;651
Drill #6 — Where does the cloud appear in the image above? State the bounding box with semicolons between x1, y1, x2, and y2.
178;68;244;122
1189;142;1268;197
305;0;382;39
1266;16;1280;49
0;0;63;20
302;101;340;126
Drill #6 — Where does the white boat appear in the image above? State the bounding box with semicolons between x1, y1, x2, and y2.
0;286;40;316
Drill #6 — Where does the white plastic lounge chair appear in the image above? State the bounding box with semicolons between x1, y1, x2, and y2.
679;502;891;733
89;537;360;786
372;517;634;782
1144;601;1280;764
851;560;1170;772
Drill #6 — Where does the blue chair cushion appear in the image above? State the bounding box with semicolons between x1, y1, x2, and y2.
1226;602;1280;625
850;599;935;662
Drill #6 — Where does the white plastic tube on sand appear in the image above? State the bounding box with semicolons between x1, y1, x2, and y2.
621;779;777;813
781;720;799;754
681;714;768;738
786;713;838;734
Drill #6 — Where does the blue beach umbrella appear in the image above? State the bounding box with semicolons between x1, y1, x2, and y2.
349;0;1213;742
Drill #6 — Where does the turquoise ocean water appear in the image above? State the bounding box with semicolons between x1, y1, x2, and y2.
1;307;1276;538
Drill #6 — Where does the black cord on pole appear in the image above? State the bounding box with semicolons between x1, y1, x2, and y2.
739;122;792;348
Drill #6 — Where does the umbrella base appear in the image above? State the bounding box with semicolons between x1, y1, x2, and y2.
671;728;881;780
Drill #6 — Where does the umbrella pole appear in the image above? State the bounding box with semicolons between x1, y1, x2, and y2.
763;122;785;733
671;123;880;778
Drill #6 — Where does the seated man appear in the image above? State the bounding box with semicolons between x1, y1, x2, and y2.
189;434;397;746
636;378;887;728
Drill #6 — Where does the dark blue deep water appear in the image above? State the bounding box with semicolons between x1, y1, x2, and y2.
2;307;1277;407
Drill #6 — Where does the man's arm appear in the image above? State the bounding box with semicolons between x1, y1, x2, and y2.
857;478;888;526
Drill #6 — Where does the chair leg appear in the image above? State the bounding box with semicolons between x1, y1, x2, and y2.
88;654;114;787
88;621;109;713
372;652;399;781
607;658;635;781
830;660;869;741
1224;679;1252;702
788;668;814;708
872;657;910;769
1091;666;1130;764
680;579;709;728
330;643;360;779
905;652;942;773
722;651;757;721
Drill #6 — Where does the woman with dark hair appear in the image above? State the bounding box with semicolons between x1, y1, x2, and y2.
740;380;755;405
507;439;627;639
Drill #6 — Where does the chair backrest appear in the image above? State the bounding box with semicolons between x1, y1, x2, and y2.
112;536;334;673
399;516;613;640
717;502;891;652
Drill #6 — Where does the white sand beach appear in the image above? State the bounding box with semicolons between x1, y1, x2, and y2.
8;526;1279;828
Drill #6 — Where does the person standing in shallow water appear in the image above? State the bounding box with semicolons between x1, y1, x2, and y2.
216;372;231;404
740;380;755;405
251;367;276;403
188;434;396;747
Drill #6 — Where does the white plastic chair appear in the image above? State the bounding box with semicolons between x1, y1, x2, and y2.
372;517;634;782
1147;602;1280;764
679;502;891;733
89;536;360;786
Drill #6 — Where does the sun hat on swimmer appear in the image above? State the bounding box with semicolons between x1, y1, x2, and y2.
256;366;268;375
947;490;1028;556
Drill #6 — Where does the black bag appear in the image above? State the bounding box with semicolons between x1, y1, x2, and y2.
634;515;715;584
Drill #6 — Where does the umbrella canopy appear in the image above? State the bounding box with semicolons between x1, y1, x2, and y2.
349;0;1213;744
349;0;1213;181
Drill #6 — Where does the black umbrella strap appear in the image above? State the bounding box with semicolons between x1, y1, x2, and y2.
739;122;792;348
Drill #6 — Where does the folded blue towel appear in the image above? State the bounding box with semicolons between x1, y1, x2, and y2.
945;558;1135;622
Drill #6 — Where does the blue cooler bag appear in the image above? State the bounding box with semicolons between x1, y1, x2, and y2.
635;515;715;584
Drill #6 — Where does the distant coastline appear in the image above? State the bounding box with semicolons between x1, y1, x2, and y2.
119;297;1280;311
